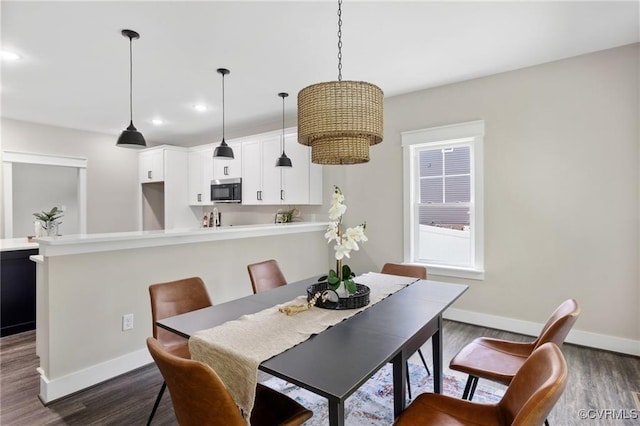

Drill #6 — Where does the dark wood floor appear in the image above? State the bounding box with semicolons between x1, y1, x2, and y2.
1;321;638;425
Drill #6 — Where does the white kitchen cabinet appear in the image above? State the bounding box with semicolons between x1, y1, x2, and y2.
281;132;310;205
188;147;214;205
241;130;322;205
242;137;281;204
212;141;242;179
138;149;164;183
138;146;198;230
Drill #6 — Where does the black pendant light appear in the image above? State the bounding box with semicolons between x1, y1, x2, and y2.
275;92;292;168
213;68;234;159
116;29;146;148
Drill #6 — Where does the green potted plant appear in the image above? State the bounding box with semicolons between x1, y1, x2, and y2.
33;206;64;237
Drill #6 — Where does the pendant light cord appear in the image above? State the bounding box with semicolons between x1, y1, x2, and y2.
281;94;286;154
337;0;343;82
221;72;226;140
128;35;133;123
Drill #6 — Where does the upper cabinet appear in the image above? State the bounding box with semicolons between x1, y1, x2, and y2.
138;146;197;230
240;128;322;205
188;146;214;205
139;149;164;183
212;141;242;180
242;136;282;205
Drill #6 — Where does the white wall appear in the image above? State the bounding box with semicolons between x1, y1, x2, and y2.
1;119;139;237
12;163;79;236
37;230;329;401
334;44;639;349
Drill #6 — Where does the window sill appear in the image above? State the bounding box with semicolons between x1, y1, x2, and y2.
415;263;485;280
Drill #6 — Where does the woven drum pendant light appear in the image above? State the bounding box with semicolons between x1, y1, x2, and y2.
116;29;146;148
297;0;383;165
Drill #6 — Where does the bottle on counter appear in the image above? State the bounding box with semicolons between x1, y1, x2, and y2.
209;212;214;228
202;215;209;227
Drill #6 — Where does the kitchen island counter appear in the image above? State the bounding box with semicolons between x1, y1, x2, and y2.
36;222;328;256
0;238;38;252
34;221;330;403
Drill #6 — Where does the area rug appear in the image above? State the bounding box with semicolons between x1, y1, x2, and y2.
261;362;505;425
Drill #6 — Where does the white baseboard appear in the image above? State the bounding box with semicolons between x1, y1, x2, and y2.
38;349;153;404
444;307;640;357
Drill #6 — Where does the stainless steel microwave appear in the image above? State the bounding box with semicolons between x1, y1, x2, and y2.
211;178;242;203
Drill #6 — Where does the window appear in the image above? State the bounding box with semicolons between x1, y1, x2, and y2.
402;121;484;279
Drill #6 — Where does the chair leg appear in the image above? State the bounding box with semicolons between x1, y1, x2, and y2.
462;375;478;400
416;349;431;376
405;361;412;400
468;376;479;401
147;381;167;425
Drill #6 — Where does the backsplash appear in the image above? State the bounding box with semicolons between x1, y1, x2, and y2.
202;204;326;227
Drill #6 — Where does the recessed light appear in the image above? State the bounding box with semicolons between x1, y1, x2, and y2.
152;118;164;125
1;50;21;61
193;104;208;112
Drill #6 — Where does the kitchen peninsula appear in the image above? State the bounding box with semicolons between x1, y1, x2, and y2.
34;222;329;403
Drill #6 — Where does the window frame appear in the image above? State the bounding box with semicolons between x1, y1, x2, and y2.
402;120;485;280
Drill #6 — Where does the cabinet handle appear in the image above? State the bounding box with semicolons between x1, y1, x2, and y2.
280;190;284;201
147;170;152;179
257;190;262;201
224;166;229;176
197;193;202;202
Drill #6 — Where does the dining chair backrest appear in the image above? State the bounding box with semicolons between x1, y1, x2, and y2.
146;337;245;426
532;298;580;351
498;342;568;425
381;263;427;280
247;259;287;294
149;276;213;349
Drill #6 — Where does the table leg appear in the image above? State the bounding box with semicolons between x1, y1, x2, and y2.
432;314;443;393
328;397;345;426
393;350;406;418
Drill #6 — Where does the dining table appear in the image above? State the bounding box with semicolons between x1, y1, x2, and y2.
156;273;468;426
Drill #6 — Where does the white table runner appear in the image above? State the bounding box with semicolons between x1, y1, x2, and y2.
188;272;418;422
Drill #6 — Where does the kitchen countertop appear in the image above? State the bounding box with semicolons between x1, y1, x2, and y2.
35;222;329;257
0;238;39;252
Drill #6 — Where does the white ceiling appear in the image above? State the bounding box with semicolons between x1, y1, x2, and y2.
2;1;638;146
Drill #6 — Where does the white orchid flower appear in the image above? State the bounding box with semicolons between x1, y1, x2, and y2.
328;203;347;221
326;186;367;274
325;222;339;242
334;244;351;260
344;237;360;252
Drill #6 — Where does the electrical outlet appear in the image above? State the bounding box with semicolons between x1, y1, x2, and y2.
122;313;134;331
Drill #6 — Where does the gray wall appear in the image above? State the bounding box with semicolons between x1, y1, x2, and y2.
337;43;639;343
1;119;139;237
12;163;79;236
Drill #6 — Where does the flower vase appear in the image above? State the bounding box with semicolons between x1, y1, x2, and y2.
336;281;349;298
46;222;58;237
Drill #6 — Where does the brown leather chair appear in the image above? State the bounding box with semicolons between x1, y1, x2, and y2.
450;299;580;401
146;337;313;426
394;342;568;425
380;263;429;398
247;259;287;294
147;277;213;425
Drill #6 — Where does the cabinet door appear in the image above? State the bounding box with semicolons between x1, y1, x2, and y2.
281;133;310;204
260;136;283;204
241;140;261;204
188;148;213;205
213;142;242;179
139;150;164;183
